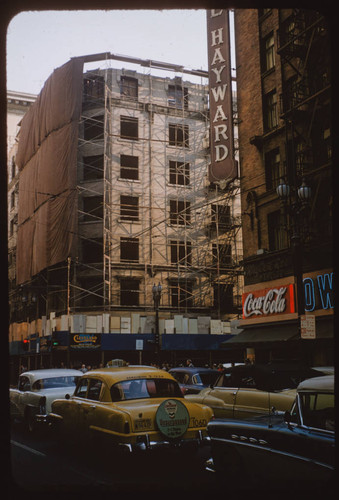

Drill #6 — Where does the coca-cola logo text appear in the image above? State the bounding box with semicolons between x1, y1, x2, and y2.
243;286;294;318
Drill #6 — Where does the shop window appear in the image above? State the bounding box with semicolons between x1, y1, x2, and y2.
83;155;104;180
120;76;138;100
265;148;281;190
267;210;288;251
169;199;191;225
120;195;139;221
170;240;192;265
169;281;193;308
120;154;139;180
82;196;103;222
263;90;278;131
120;279;140;306
120;116;138;140
84;115;104;141
169;123;189;148
120;237;139;262
169;160;190;185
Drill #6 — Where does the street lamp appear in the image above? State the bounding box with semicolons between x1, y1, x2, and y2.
152;283;162;352
276;176;312;335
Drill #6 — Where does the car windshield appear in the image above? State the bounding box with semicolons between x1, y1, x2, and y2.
32;376;80;390
110;378;183;401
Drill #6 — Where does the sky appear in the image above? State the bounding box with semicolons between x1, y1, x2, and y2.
6;9;220;95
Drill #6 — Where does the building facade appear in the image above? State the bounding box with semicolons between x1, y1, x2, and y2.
229;8;332;365
8;55;243;376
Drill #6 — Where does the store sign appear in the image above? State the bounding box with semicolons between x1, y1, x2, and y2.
242;285;295;319
300;315;316;339
70;333;101;349
304;273;334;312
207;9;237;182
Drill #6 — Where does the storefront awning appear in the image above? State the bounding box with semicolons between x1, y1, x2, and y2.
220;324;299;348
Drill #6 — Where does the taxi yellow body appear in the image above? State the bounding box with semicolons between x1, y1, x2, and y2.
49;366;213;452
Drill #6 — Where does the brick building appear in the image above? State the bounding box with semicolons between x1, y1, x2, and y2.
226;8;333;366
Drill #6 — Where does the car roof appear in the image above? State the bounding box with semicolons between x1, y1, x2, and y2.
169;367;219;373
297;375;334;392
84;365;176;384
22;368;82;380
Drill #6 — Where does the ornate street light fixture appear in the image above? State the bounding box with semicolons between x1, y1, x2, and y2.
152;283;162;353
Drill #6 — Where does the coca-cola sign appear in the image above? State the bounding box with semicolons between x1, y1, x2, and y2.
242;285;295;319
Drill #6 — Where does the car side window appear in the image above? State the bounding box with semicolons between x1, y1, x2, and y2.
75;378;89;398
300;392;335;431
19;376;31;391
87;379;102;401
183;374;190;384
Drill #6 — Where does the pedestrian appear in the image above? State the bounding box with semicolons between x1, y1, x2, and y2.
80;363;87;373
186;359;194;367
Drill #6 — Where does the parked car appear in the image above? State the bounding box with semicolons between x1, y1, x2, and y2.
206;375;335;491
48;365;214;453
10;368;82;432
185;363;326;420
169;367;220;395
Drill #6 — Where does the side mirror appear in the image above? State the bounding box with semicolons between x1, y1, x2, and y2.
65;393;70;400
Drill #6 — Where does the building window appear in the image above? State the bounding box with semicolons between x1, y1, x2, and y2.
211;204;231;232
82;196;103;222
169;199;191;225
170;240;192;265
77;277;103;308
264;90;278;131
213;283;233;313
169;124;189;148
168;84;188;109
120;76;138;100
169;160;190;185
212;243;232;267
170;281;193;308
120;237;139;262
120;279;139;306
267;210;288;251
120;154;139;180
83;75;105;102
120;116;138;140
84;115;104;141
265;148;281;190
11;157;15;179
83;155;104;180
81;237;103;263
120;195;139;221
261;32;275;72
10;191;15;210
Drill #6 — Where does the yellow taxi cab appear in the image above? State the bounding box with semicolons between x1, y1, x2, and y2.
49;365;213;452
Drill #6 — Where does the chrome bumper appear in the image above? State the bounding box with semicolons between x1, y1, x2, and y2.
122;432;211;453
35;413;48;424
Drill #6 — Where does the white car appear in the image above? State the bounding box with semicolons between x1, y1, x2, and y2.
10;368;82;432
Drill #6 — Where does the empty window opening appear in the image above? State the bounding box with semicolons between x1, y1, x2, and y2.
120;237;139;262
212;243;232;267
170;281;193;308
84;115;104;141
169;161;190;185
168;84;188;109
120;116;138;140
120;154;139;180
83;75;105;102
170;240;192;265
120;76;138;100
169;124;189;148
120;279;140;306
211;204;231;231
81;237;103;263
170;200;191;225
82;196;103;222
83;155;104;180
120;195;139;221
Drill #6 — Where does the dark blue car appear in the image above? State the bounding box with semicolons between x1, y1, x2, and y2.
169;367;220;395
206;375;334;492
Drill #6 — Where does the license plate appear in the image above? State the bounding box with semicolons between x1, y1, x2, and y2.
134;418;152;431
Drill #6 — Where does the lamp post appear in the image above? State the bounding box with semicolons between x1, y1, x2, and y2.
152;283;162;354
276;176;312;337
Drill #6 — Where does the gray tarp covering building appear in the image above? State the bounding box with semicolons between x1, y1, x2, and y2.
16;58;84;284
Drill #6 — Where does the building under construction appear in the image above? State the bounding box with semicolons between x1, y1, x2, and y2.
8;53;243;371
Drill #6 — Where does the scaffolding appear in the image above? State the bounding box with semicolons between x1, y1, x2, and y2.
69;54;243;326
